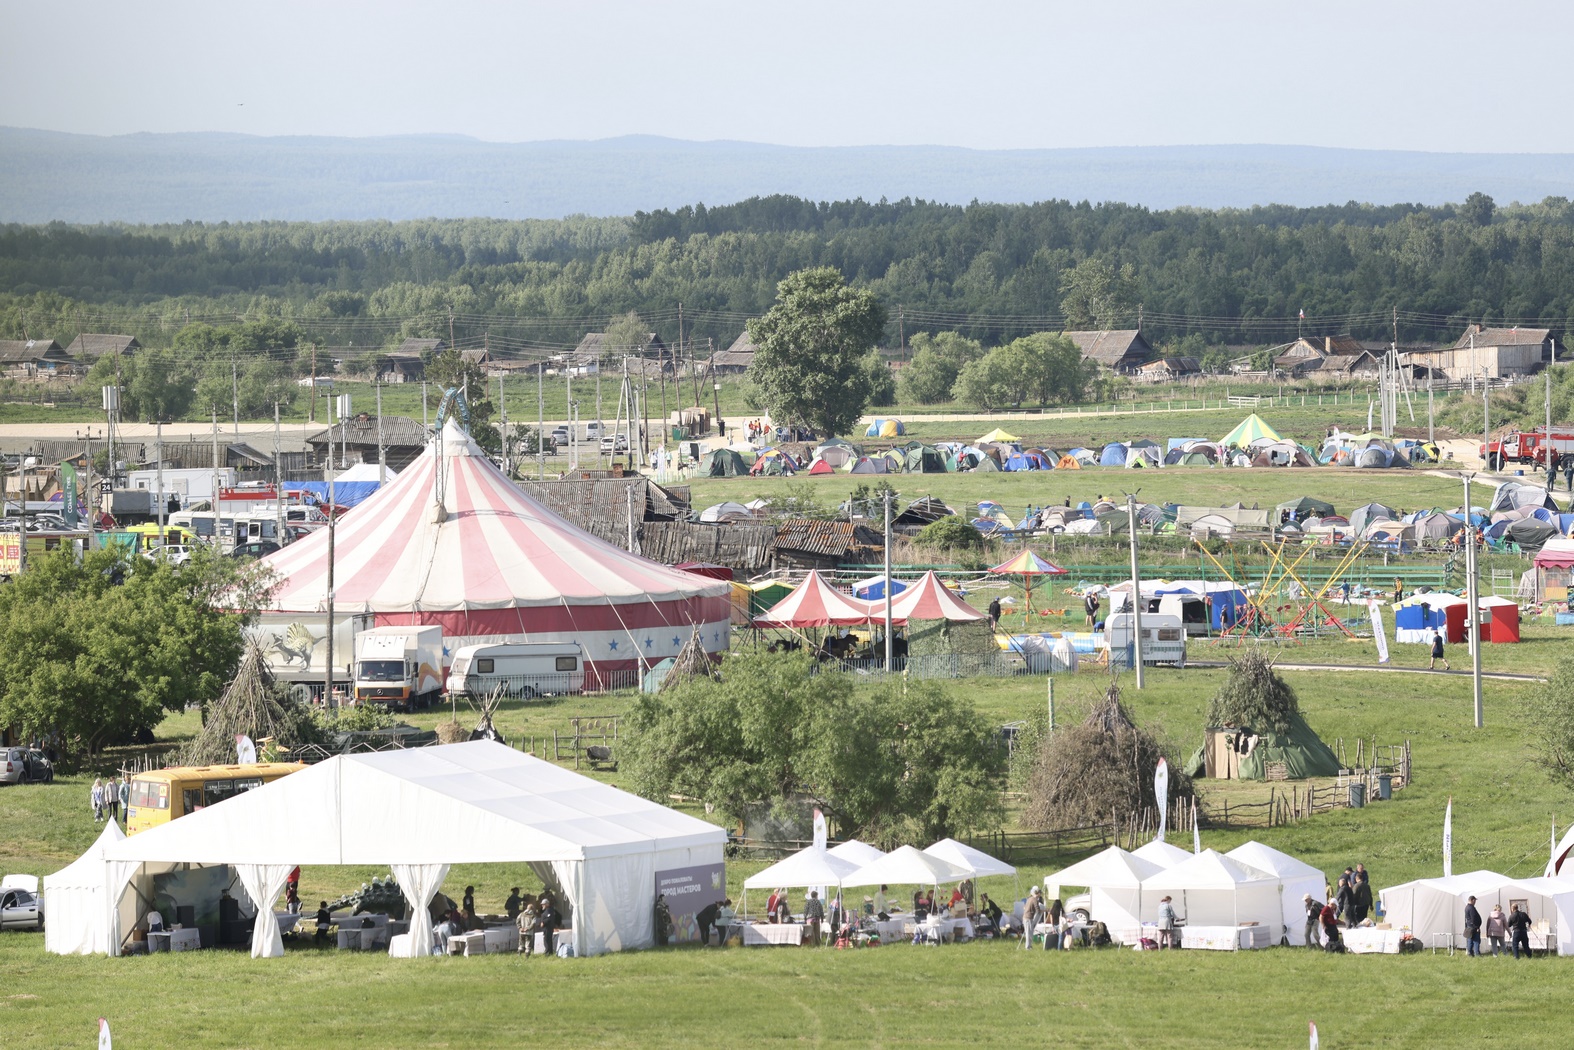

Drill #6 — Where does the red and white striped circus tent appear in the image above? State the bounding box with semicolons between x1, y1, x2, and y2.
256;420;731;683
887;571;985;622
752;571;879;628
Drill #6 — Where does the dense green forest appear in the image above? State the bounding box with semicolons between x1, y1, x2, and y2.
3;192;1573;357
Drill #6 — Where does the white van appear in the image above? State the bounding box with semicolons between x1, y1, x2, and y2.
445;642;585;699
1103;612;1187;668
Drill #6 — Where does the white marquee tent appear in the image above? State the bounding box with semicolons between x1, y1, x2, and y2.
1132;840;1194;869
826;840;887;867
1225;841;1326;945
75;741;725;959
842;846;970;888
1139;849;1281;928
742;847;860;891
1045;846;1165;943
1378;870;1574;951
43;820;126;956
923;838;1015;878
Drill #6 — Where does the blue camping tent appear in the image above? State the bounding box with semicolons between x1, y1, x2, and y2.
1099;442;1128;466
1153;582;1249;631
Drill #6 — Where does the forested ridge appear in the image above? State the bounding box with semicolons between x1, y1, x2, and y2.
4;192;1574;354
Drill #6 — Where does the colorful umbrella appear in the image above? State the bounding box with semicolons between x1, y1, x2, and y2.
987;551;1068;625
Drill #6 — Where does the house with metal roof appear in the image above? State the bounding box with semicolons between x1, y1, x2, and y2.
1403;324;1553;380
64;334;141;360
1273;335;1384;377
0;338;74;375
710;331;756;375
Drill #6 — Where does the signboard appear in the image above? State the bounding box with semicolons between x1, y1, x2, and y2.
0;534;20;574
60;463;79;528
654;862;726;943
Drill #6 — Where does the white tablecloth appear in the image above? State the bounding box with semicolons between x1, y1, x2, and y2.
533;928;570;954
274;912;300;938
743;923;804;946
1342;928;1404;954
874;919;912;943
168;927;201;952
484;926;519;953
1180;925;1271;951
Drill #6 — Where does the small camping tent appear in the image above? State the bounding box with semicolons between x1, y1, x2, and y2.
1099;442;1129;466
702;448;750;477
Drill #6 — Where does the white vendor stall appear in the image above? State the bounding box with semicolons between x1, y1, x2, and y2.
1045;846;1164;944
1140;849;1281;947
1225;840;1326;946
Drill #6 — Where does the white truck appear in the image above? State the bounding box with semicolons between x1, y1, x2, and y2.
445;642;584;699
1103;612;1187;668
352;626;445;711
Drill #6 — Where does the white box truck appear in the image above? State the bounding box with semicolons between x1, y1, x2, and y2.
352;626;445;710
1103;612;1187;668
445;642;584;699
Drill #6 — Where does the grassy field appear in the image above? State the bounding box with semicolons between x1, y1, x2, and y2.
4;659;1571;1047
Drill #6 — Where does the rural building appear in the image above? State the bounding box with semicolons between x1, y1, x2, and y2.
1403;325;1553;380
379;338;445;382
569;332;670;374
1273;335;1385;378
1065;330;1154;373
0;338;74;376
709;331;756;375
307;414;429;471
1135;356;1202;382
64;334;140;361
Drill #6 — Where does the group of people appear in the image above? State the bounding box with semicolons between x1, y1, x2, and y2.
90;776;128;824
1463;897;1535;958
503;885;562;956
1305;864;1376;951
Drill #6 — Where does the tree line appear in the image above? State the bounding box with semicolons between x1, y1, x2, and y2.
3;191;1573;358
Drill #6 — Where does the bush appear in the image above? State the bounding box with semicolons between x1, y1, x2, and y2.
916;516;983;551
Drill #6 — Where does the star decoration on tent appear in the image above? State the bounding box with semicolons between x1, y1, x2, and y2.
607;639;618;651
671;636;681;647
643;637;654;649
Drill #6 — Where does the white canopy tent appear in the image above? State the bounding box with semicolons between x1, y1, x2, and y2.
742;847;860;890
1224;841;1326;945
85;741;724;959
842;846;970;888
826;840;887;867
1045;846;1164;942
43;821;126;956
1132;840;1194;869
1139;849;1281;928
1378;870;1573;950
923;838;1016;878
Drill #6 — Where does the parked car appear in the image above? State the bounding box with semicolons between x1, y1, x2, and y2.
584;421;603;439
550;426;570;448
0;882;43;930
0;748;55;785
143;544;194;566
229;540;282;560
600;434;630;454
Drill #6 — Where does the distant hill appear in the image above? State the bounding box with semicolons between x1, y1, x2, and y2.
3;127;1574;222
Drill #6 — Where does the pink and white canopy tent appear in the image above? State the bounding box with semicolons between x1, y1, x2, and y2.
887;571;985;622
258;420;731;682
752;571;881;628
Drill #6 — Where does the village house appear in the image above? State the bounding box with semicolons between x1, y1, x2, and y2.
1064;329;1154;373
1402;324;1554;380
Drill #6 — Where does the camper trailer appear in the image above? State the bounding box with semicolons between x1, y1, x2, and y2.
445;642;585;699
1103;612;1187;668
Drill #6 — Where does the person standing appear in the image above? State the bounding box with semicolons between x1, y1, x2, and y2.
103;777;120;824
987;597;1002;630
1429;629;1450;671
117;778;130;825
1022;888;1045;950
652;894;671;947
1564;455;1573;493
505;887;522;921
802;891;825;946
1485;904;1508;955
1157;895;1178;949
90;777;105;823
538;893;561;956
462;885;475;915
766;888;783;924
314;902;333;945
1340;581;1351;605
517;898;541;956
1303;893;1323;948
773;891;791;925
1319;900;1344;952
697;898;722;947
285;881;300;915
1352;875;1373;925
1335;876;1355;928
1084;591;1100;628
1394;577;1405;603
1507;903;1532;959
1464;896;1483;957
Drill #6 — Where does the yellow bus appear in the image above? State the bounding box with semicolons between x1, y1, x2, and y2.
125;762;305;835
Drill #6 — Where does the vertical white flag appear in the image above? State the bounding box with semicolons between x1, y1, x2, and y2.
1192;797;1201;854
1154;758;1170;843
1309;1020;1319;1050
236;734;256;765
1368;599;1390;665
1546;822;1574;877
1443;798;1453;877
812;808;827;853
99;1018;112;1050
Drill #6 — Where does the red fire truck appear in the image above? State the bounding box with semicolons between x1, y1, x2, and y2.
1480;427;1574;471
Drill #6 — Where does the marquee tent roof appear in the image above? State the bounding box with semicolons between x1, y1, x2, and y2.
887;571;985;621
752;570;878;627
260;420;729;637
743;846;861;889
1131;840;1194;869
923;838;1015;878
43;821;125;956
105;741;724;867
1045;846;1163;889
842;845;971;888
1535;537;1574;568
827;840;888;867
979;428;1019;443
1221;414;1284;447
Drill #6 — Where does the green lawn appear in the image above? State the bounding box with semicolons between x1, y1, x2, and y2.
3;660;1570;1047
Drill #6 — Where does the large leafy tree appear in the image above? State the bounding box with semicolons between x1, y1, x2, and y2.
746;267;887;437
1059;257;1138;330
900;331;983;404
0;549;263;760
623;651;1003;844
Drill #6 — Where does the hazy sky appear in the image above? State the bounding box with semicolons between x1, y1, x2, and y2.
4;0;1571;152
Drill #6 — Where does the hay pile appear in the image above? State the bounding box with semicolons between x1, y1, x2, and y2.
1207;650;1298;732
1023;679;1191;831
661;630;719;692
174;639;310;766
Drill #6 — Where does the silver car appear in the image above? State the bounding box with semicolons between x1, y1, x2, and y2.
0;885;42;930
0;747;53;785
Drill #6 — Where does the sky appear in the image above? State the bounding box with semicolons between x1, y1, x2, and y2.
4;0;1572;153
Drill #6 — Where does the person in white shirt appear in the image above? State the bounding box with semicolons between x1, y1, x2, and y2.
873;885;889;920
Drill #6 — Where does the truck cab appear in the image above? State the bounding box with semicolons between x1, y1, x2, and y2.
352;626;445;711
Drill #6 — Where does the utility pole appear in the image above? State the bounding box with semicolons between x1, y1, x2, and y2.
1126;492;1145;689
231;358;239;436
309;345;317;423
1428;371;1435;446
537;361;545;481
1483;375;1491;471
1547;346;1555;475
157;420;166;542
422;380;429;429
273;404;283;545
883;490;894;670
211;407;222;548
499;373;509;476
376;380;386;486
1463;473;1483;728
